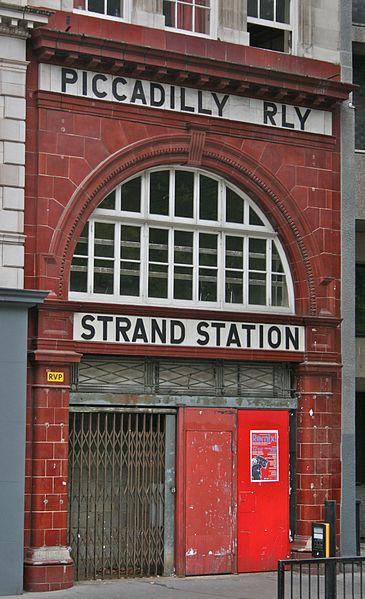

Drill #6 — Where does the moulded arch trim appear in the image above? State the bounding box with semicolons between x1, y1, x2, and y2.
49;133;321;313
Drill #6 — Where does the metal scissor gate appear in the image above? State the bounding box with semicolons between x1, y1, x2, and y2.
68;408;166;580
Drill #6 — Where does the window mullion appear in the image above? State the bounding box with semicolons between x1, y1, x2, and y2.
114;222;121;298
193;230;199;302
217;232;224;307
243;235;249;306
168;228;174;301
141;225;148;302
89;220;95;294
267;238;272;306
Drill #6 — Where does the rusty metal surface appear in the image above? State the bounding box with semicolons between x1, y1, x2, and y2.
68;410;166;580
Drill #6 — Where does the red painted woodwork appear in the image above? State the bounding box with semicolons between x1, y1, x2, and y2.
176;408;236;576
237;410;290;572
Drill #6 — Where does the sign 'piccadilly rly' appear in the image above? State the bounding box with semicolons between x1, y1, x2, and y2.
39;64;332;136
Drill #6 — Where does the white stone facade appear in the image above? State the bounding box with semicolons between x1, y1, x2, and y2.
0;2;49;289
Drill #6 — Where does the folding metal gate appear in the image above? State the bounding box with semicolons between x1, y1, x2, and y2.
68;409;167;580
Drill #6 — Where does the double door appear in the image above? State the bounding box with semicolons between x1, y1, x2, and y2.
176;408;290;575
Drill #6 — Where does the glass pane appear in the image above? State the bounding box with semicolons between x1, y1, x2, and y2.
107;0;121;16
121;177;141;212
177;3;193;30
70;261;87;292
196;0;210;5
174;266;193;299
150;170;169;216
260;0;274;20
163;0;175;26
249;206;264;226
195;6;210;33
87;0;104;14
248;0;258;17
272;243;284;273
356;265;365;334
94;266;114;294
149;228;168;262
120;261;140;296
121;226;140;260
98;191;115;210
74;224;89;256
225;270;243;304
174;230;193;264
225;236;243;269
249;272;266;304
276;0;290;23
199;175;218;221
199;268;217;301
272;274;288;306
94;222;114;258
249;238;266;270
148;264;168;298
199;233;217;267
226;188;244;224
175;171;194;218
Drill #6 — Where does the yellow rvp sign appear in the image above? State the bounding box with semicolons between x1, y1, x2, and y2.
47;371;64;383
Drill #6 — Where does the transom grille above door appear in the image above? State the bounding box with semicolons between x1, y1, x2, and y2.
68;410;166;580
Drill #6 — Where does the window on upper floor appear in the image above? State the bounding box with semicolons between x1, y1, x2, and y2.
356;264;365;336
163;0;213;36
247;0;292;52
69;168;294;313
74;0;130;19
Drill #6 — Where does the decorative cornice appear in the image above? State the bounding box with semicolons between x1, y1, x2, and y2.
0;2;51;37
30;25;353;109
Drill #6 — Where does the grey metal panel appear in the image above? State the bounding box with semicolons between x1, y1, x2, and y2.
164;415;176;576
70;392;297;410
0;289;46;595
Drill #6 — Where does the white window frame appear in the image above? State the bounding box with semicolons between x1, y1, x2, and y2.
69;167;295;314
74;0;131;22
247;0;298;53
163;0;217;39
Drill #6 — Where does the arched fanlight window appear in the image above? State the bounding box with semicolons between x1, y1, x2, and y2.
69;167;294;312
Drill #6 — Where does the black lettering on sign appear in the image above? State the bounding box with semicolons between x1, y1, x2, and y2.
241;324;256;348
130;80;147;104
92;74;107;98
282;104;294;129
197;321;209;346
211;322;225;346
263;101;278;126
132;318;148;343
170;320;185;344
61;68;77;93
151;319;167;344
112;77;127;102
267;325;282;349
226;323;241;347
197;90;212;115
82;71;87;96
294;106;311;131
115;317;131;342
180;88;195;113
97;315;113;341
81;314;95;340
150;82;165;107
285;326;299;350
212;93;229;117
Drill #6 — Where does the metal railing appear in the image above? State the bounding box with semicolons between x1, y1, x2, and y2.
278;556;365;599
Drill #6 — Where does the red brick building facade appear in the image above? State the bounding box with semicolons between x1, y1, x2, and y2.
23;11;351;590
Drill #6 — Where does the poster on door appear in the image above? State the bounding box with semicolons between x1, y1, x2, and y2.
250;430;279;482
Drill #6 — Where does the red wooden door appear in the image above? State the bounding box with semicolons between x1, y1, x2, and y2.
237;410;290;572
176;408;236;576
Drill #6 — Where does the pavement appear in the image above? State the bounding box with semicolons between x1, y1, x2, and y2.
7;572;279;599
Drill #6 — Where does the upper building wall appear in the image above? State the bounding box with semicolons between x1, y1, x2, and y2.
26;0;342;64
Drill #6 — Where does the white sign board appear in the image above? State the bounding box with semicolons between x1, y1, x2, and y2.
73;313;305;352
39;64;332;136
